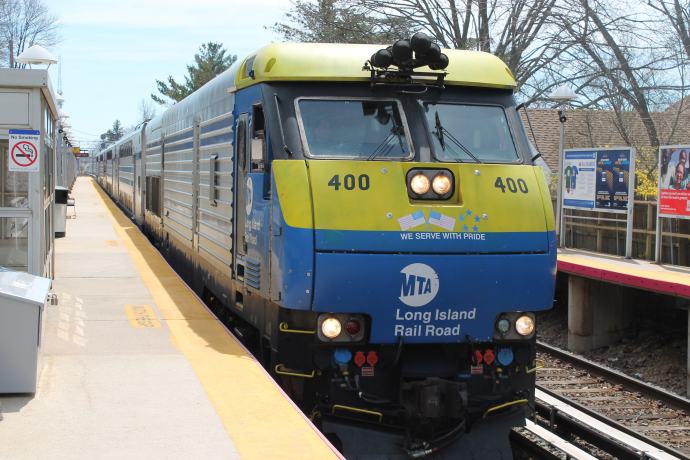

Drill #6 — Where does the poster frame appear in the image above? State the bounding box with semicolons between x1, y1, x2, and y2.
656;144;690;221
561;147;635;214
559;146;636;258
655;144;690;264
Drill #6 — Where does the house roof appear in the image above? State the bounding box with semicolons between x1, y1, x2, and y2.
521;107;690;174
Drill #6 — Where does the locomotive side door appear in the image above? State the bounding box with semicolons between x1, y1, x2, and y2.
113;148;119;199
133;141;138;220
233;114;250;278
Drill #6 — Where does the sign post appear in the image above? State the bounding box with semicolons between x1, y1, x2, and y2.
655;145;690;263
561;147;635;258
8;129;40;172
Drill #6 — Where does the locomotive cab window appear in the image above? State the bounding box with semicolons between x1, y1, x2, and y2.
296;98;412;159
422;103;518;163
237;117;247;172
250;104;267;172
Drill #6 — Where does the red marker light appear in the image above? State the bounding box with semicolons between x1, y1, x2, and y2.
354;351;366;367
345;320;361;336
366;351;378;367
484;349;495;365
474;350;483;364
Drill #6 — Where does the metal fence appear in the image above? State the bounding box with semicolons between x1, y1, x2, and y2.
561;200;690;267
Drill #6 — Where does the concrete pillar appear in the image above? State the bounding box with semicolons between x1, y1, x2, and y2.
567;276;634;353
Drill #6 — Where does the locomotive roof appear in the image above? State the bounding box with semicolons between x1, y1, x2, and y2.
233;43;516;91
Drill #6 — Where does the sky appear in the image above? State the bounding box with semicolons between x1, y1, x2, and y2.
48;0;290;151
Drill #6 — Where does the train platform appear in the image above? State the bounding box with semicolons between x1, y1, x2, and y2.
0;177;341;460
557;248;690;299
556;247;690;382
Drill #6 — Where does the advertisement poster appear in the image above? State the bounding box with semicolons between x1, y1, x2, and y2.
595;150;632;211
658;145;690;218
562;148;633;213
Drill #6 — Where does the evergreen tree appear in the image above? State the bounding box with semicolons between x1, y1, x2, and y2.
151;42;237;105
99;120;124;149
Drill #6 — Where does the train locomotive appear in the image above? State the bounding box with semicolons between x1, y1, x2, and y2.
96;36;556;458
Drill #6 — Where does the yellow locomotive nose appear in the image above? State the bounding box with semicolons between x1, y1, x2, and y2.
276;159;553;254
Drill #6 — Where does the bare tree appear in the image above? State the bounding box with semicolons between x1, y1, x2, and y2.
274;1;568;101
352;0;564;95
0;0;5;64
648;0;690;62
138;98;156;124
0;0;58;68
551;0;687;148
271;0;414;43
647;0;690;121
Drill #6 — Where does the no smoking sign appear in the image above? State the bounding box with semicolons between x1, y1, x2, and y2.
9;129;40;172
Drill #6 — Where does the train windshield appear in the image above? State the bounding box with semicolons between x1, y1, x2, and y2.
296;98;412;159
422;103;518;163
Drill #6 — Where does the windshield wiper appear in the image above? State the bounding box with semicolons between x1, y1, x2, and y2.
433;112;482;163
273;94;293;157
435;112;445;150
367;124;405;161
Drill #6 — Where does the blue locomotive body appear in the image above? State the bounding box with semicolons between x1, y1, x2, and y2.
96;42;556;457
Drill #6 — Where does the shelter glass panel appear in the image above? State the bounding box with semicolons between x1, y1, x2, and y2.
44;143;54;201
0;216;29;271
0;141;29;208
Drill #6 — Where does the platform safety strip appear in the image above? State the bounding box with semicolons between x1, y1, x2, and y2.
91;179;342;460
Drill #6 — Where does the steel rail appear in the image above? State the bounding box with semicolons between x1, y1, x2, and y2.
537;341;690;413
510;429;560;460
535;386;687;460
512;419;598;459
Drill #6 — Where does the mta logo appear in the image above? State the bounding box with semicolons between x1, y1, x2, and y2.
399;263;439;307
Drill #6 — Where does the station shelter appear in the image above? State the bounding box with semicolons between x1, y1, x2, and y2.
0;69;59;277
55;143;77;190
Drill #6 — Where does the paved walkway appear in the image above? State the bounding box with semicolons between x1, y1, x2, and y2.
0;177;340;460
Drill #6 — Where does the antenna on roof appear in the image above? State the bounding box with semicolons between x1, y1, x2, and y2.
364;33;448;90
58;56;63;95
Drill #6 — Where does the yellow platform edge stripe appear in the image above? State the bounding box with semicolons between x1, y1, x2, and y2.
558;252;690;286
90;179;342;460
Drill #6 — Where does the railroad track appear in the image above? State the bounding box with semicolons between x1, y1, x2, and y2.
534;341;690;458
512;417;599;460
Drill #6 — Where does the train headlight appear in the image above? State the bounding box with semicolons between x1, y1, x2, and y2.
432;173;452;195
410;173;430;195
321;317;342;339
318;314;366;342
407;168;454;200
515;315;535;336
